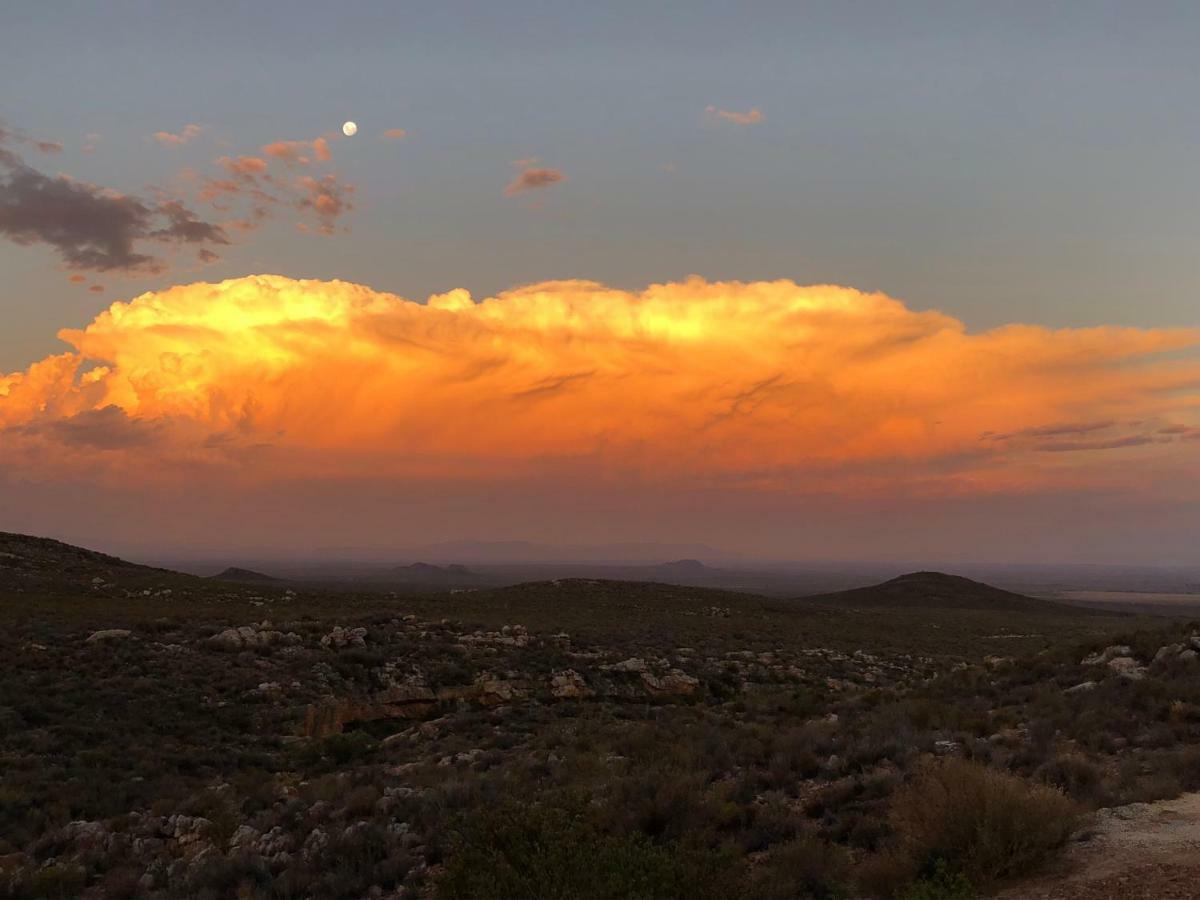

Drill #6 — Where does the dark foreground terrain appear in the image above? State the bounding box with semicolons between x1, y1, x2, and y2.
3;533;1200;898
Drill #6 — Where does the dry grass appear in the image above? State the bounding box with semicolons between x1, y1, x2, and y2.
887;758;1084;891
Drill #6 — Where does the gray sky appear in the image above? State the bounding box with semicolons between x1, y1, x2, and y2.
4;1;1199;370
2;2;1198;565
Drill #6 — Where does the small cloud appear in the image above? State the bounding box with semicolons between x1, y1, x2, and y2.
88;284;105;293
198;248;219;263
263;137;332;166
660;162;677;174
505;160;566;197
296;174;355;234
705;105;764;126
217;155;269;177
153;124;202;147
383;128;407;140
1034;435;1154;453
1025;420;1114;438
68;274;86;284
34;141;63;154
82;133;101;153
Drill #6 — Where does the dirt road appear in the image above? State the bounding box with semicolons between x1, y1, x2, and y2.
997;793;1200;899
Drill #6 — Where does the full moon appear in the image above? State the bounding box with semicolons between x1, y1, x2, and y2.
342;121;357;137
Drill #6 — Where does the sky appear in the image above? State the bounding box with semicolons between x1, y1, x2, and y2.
1;2;1198;563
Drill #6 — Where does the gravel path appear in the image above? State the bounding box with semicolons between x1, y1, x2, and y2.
996;793;1200;899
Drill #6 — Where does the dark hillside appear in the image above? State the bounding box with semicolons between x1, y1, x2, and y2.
0;532;173;593
803;570;1084;614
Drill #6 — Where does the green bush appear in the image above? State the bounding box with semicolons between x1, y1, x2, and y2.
746;834;850;899
897;860;973;900
436;800;743;900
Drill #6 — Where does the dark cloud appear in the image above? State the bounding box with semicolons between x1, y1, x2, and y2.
985;419;1117;442
12;406;160;450
0;126;227;273
1034;435;1154;452
1025;420;1115;437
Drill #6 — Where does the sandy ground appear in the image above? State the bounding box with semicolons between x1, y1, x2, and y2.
996;792;1200;899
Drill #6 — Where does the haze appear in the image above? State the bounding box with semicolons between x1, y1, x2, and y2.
2;2;1198;565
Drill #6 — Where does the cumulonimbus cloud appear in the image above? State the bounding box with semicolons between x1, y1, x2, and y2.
2;275;1197;500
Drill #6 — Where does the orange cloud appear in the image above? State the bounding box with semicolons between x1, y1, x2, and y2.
216;155;269;177
153;124;202;147
296;175;355;233
262;137;331;166
505;163;566;196
383;128;407;140
706;105;763;125
2;276;1197;504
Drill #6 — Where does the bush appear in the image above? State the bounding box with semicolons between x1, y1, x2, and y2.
897;860;973;900
887;758;1082;890
436;799;743;900
747;834;850;899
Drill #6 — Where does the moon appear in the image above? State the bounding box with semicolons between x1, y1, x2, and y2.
342;121;357;137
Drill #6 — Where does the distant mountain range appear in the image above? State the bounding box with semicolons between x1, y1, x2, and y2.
210;567;280;583
403;540;734;565
391;562;486;583
0;531;1140;616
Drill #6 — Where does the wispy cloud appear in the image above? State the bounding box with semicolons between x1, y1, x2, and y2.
383;128;407;140
262;136;332;166
152;124;202;147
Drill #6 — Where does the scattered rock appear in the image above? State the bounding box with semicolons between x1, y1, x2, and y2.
86;629;132;643
321;626;368;649
209;624;299;651
550;669;592;699
1082;645;1132;666
641;669;700;696
611;657;649;673
1107;657;1146;680
304;683;438;738
1154;644;1184;663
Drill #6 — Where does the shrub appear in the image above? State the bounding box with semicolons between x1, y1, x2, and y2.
747;834;850;900
887;758;1082;890
897;859;973;900
436;799;743;900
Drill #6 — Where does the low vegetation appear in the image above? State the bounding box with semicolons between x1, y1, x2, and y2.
2;533;1198;898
